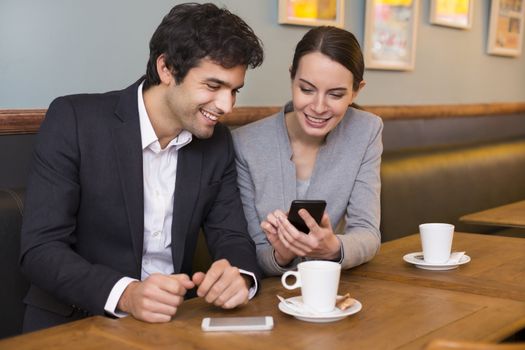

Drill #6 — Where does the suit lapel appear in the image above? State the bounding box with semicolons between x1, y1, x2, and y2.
111;81;144;274
171;141;202;272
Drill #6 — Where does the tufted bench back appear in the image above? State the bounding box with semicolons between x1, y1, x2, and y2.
0;188;29;339
380;138;525;242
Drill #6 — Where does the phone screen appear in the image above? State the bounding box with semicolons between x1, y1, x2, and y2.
287;200;326;233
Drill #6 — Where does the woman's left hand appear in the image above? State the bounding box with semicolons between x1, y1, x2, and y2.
275;209;341;260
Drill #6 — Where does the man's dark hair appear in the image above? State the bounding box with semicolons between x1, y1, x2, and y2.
144;2;264;89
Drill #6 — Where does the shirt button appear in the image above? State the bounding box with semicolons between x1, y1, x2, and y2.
153;231;161;237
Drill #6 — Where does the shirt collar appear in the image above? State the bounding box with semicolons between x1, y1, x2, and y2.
137;82;192;151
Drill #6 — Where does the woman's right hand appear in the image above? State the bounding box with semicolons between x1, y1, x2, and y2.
261;210;296;266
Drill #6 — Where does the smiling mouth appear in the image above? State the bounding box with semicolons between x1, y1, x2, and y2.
305;113;332;124
200;108;219;122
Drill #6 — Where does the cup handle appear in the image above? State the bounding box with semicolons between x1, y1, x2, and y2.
281;271;301;290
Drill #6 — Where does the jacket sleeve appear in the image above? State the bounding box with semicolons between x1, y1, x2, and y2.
201;126;262;283
338;117;383;269
20;97;125;315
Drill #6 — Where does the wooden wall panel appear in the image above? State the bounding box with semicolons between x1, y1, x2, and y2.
2;103;525;135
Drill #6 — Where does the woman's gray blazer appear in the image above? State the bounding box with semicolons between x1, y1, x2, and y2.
232;102;383;276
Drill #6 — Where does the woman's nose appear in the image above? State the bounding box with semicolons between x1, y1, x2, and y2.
311;96;328;114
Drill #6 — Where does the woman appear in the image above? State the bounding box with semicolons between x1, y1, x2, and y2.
232;26;382;276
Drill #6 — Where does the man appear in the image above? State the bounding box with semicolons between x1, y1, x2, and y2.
20;3;264;331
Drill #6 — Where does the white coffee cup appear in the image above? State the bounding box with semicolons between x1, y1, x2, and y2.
419;223;455;264
281;261;341;313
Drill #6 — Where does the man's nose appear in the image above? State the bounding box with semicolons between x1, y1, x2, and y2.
215;91;235;115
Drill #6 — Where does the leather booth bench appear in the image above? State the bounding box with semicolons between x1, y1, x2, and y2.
0;188;28;339
380;137;525;241
378;108;525;241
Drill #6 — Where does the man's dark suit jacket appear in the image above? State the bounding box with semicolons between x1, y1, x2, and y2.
20;79;260;331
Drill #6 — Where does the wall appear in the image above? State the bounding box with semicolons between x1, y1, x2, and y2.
1;0;525;109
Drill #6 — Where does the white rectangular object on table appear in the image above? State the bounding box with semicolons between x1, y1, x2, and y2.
201;316;273;332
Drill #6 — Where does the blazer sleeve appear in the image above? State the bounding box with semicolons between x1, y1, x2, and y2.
20;97;125;315
201;127;262;282
338;117;383;269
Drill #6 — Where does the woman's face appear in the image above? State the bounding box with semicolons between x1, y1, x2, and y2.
291;52;361;139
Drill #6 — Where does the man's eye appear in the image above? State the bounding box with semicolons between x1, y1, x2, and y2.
232;88;241;95
206;84;220;90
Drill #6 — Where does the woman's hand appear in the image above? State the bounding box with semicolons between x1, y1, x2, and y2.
275;209;341;260
261;210;297;266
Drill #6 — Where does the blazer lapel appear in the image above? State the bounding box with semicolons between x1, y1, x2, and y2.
111;81;144;274
171;142;202;272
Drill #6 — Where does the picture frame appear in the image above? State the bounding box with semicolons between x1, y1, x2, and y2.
487;0;525;57
364;0;419;71
278;0;344;28
430;0;473;29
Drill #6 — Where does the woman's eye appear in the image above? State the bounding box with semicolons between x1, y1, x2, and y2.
330;93;343;99
300;87;313;94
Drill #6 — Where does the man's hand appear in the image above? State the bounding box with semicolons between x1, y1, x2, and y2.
117;273;195;323
192;259;249;309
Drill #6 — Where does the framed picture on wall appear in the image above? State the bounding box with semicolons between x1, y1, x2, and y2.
487;0;525;57
278;0;344;28
430;0;473;29
364;0;419;70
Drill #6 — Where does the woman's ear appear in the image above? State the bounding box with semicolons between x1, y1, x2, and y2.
352;80;366;100
156;55;173;85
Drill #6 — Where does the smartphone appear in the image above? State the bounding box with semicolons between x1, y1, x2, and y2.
287;199;327;233
201;316;274;332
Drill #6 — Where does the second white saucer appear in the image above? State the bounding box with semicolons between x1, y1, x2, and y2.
403;252;471;270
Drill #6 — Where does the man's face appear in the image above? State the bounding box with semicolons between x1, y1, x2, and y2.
165;59;246;139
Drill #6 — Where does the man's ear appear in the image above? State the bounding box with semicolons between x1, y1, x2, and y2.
156;55;173;85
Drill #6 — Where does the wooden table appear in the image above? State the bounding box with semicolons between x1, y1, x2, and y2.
2;272;525;349
352;232;525;302
459;200;525;229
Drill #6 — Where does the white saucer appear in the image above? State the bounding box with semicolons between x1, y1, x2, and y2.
403;252;471;270
278;296;362;323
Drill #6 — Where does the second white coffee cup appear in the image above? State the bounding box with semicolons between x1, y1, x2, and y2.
419;223;455;264
281;260;341;313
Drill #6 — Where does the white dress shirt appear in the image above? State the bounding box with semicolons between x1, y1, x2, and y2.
104;83;256;317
